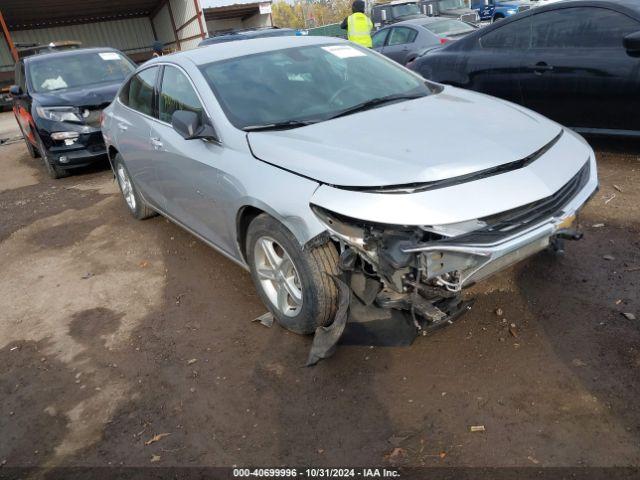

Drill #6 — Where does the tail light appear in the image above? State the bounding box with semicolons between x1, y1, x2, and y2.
440;38;450;45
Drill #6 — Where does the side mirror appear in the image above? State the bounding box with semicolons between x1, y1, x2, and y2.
623;31;640;53
381;9;387;21
9;85;22;97
171;110;218;142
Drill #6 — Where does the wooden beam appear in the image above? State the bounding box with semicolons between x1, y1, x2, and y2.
193;0;206;39
166;0;181;50
0;9;19;63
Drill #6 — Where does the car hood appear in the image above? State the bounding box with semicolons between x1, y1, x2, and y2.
32;81;122;109
248;87;562;188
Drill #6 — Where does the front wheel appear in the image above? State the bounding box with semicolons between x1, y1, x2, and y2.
246;214;340;334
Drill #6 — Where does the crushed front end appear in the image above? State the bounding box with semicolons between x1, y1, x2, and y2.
310;157;596;334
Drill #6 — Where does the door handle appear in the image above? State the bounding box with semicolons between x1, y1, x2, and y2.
151;137;163;149
117;123;128;131
529;62;554;75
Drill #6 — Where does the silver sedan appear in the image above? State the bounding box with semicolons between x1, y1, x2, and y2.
102;36;597;335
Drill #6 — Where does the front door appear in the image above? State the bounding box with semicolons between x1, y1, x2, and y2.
151;65;232;253
520;6;640;133
112;66;160;205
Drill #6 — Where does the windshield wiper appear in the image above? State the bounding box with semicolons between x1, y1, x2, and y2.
243;120;316;132
327;93;426;121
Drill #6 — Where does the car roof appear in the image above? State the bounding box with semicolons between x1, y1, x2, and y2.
23;47;123;64
152;36;346;67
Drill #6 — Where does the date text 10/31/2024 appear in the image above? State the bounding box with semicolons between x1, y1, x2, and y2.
233;468;401;478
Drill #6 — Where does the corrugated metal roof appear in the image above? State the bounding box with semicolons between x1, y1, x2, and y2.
201;0;268;10
1;0;163;29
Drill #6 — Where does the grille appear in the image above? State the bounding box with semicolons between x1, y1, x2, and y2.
442;161;591;245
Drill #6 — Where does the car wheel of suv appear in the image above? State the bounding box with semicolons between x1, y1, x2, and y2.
34;134;69;179
246;214;340;335
17;123;39;159
113;153;156;220
492;14;504;22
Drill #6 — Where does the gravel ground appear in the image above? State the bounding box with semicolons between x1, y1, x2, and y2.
0;111;639;471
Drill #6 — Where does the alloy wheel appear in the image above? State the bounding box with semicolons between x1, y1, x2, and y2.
116;164;137;212
253;236;303;317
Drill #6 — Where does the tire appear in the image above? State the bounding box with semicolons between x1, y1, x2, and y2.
18;121;39;159
113;153;156;220
492;14;504;22
34;134;69;179
246;214;340;334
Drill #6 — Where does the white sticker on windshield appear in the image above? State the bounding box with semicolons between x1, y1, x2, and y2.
99;52;121;61
321;45;366;59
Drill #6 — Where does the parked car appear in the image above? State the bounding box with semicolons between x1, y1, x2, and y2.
410;0;640;137
371;1;427;28
373;17;478;65
10;45;135;178
472;0;532;21
102;36;597;336
199;28;299;46
420;0;480;23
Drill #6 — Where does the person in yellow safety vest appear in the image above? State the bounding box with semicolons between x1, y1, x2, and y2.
340;0;373;48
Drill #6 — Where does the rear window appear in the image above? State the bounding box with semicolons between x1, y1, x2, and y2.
422;19;476;36
28;51;135;93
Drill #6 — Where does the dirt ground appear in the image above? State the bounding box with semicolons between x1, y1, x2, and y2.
0;110;639;470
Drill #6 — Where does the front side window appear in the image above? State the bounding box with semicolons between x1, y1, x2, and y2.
27;51;135;93
372;29;390;48
531;7;639;49
122;67;158;117
388;27;418;46
480;17;531;49
159;66;205;124
199;44;434;130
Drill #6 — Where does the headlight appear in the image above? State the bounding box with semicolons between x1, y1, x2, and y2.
36;106;84;123
507;9;517;14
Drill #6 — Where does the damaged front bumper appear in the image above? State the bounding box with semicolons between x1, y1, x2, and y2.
310;157;597;326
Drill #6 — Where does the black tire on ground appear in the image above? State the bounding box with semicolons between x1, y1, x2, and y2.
246;214;340;335
492;14;504;22
113;153;157;220
35;134;69;179
18;122;39;159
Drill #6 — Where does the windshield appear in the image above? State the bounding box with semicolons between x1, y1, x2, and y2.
391;3;422;17
28;51;135;93
423;18;476;35
438;0;469;9
199;44;433;129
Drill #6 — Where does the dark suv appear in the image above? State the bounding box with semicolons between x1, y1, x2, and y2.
10;45;135;178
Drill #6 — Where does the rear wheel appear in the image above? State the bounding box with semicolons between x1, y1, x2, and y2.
492;14;504;22
246;214;340;334
113;153;156;220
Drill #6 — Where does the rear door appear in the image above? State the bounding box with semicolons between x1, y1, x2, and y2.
112;66;161;205
520;6;640;133
464;17;530;103
382;26;419;64
151;65;232;252
372;28;391;54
